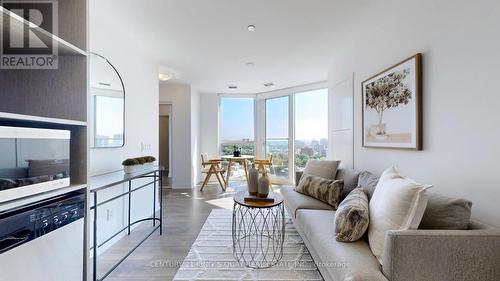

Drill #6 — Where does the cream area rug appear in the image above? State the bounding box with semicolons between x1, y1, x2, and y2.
173;209;323;281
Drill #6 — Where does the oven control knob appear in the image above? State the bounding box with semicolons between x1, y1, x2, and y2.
53;217;59;224
42;220;49;228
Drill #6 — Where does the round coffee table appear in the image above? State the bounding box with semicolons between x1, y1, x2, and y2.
232;191;285;269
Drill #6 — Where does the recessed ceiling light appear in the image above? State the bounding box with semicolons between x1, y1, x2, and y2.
159;73;173;81
263;82;274;87
247;25;256;32
246;62;255;67
228;85;238;89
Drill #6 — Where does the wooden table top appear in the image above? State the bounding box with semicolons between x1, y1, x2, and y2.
233;191;284;208
221;155;255;160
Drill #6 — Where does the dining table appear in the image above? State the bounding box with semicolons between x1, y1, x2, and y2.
221;155;255;188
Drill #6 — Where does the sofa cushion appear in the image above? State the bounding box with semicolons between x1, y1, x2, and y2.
419;193;472;230
295;174;343;209
336;168;361;200
358;171;379;200
335;187;370;242
280;186;334;218
368;166;432;264
303;159;340;180
296;209;387;281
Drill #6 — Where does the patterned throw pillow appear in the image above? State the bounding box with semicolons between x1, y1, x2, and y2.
335;187;370;242
294;173;343;209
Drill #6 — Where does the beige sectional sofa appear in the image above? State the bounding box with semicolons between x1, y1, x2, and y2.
281;168;500;281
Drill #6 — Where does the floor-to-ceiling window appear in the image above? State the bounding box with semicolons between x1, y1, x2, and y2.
265;96;290;179
218;85;327;184
294;88;328;171
219;97;255;156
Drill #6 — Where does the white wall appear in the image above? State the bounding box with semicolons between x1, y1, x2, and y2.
89;4;159;175
329;75;354;169
200;93;220;159
328;0;500;227
89;0;160;255
159;83;193;188
191;89;201;185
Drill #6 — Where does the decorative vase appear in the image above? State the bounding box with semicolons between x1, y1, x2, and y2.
123;165;137;174
258;172;270;198
369;123;388;139
248;164;259;196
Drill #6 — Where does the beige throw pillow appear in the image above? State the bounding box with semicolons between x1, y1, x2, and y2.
303;160;341;180
295;173;343;209
368;166;432;264
419;193;472;230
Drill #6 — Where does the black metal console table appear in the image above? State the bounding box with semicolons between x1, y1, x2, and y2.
89;166;163;281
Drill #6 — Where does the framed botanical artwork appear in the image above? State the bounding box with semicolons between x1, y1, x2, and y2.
362;53;422;150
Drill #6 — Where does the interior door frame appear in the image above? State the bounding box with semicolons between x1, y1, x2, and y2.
159;102;173;180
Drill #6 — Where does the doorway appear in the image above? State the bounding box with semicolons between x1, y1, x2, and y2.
159;104;172;186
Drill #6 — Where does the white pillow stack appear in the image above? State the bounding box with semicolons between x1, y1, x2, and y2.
368;166;432;264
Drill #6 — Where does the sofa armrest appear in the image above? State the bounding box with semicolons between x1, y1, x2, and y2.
382;227;500;281
295;171;303;186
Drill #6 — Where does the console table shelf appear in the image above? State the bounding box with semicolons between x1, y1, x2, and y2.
89;166;164;281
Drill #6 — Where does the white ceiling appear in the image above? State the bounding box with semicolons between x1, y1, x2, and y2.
95;0;350;94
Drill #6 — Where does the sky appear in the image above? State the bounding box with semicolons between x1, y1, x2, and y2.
220;88;328;141
295;89;328;140
220;97;255;141
95;96;124;136
266;96;289;139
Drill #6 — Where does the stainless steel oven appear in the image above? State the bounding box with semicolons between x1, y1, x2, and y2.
0;126;71;203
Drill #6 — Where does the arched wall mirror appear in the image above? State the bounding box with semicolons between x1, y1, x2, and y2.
90;53;125;148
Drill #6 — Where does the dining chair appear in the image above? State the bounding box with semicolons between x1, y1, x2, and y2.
254;153;274;175
254;154;275;189
200;154;226;191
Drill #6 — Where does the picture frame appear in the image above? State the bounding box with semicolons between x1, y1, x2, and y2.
362;53;422;150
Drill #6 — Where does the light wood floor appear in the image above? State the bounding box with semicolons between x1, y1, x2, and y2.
94;180;248;281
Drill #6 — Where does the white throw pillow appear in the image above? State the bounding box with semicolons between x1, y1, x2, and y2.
368;166;432;264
